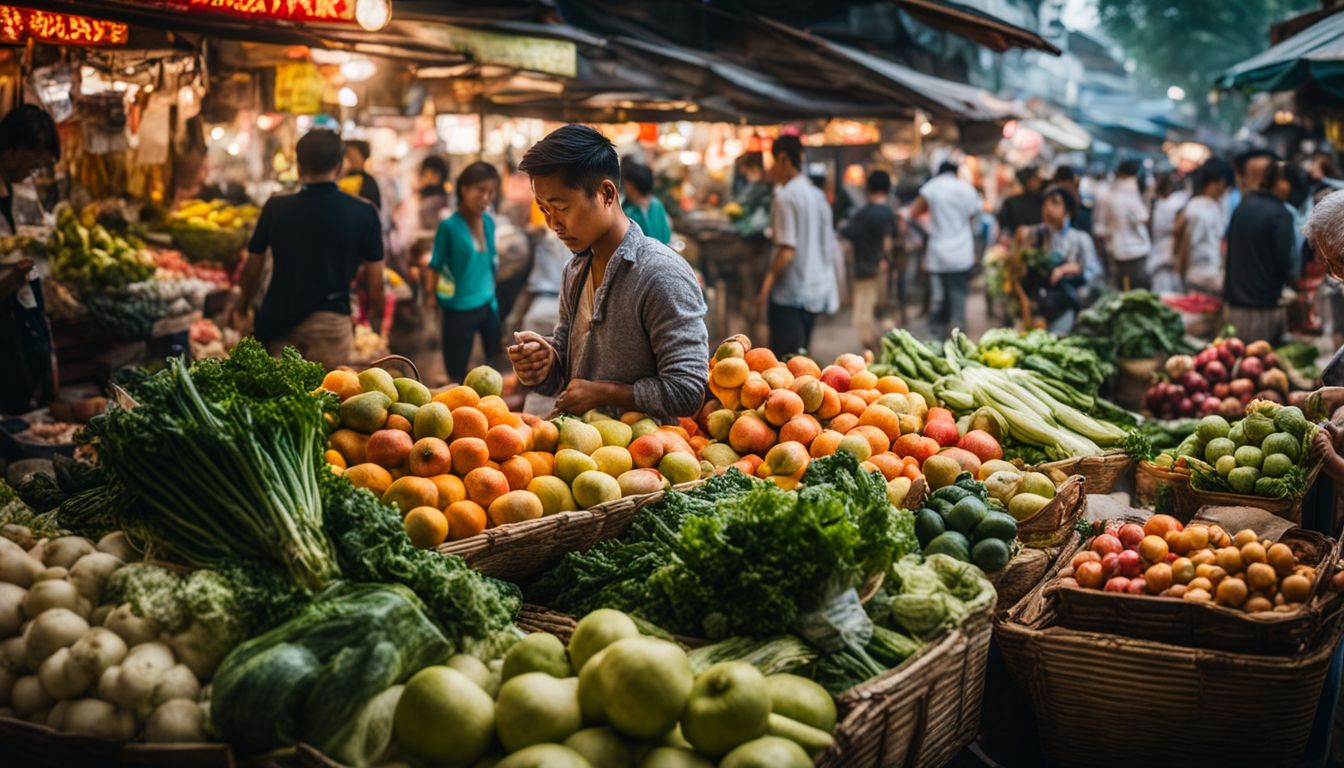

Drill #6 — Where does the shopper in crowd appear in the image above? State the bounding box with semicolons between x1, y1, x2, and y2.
1147;171;1190;294
621;160;672;244
911;160;980;339
507;124;708;420
1174;157;1233;296
423;162;503;382
1229;149;1276;227
1095;159;1151;291
1020;186;1101;334
0;104;59;413
996;165;1044;241
1223;160;1296;345
340;139;381;211
842;169;897;350
234;129;384;369
1051;166;1092;233
755;134;839;357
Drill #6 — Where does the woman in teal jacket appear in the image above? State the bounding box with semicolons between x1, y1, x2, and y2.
424;162;502;381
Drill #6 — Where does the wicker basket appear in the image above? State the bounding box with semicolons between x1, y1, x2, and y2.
1172;459;1323;524
516;601;994;768
1014;474;1086;548
1035;450;1132;495
1133;459;1190;513
998;564;1344;767
1052;523;1342;655
0;716;235;768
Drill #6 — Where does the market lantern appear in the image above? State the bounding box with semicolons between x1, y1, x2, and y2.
355;0;392;32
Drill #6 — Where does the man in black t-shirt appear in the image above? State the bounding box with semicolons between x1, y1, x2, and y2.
997;165;1044;242
234;129;383;368
842;170;897;349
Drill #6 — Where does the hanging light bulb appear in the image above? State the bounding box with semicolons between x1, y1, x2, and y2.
338;87;358;108
355;0;392;32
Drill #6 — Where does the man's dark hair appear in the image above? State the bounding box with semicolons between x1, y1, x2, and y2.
295;129;343;175
344;139;370;161
1116;159;1142;177
0;104;60;161
1053;165;1077;184
518;123;620;195
865;169;892;195
938;161;959;176
1233;148;1277;174
419;155;449;183
623;160;655;196
771;135;803;170
738;152;764;172
455;161;501;205
1197;157;1235;191
1016;165;1039;187
1044;185;1078;218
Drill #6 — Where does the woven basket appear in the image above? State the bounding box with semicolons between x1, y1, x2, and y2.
1013;474;1086;548
0;716;234;768
1053;523;1342;655
998;564;1344;767
1035;451;1132;495
1172;459;1322;525
1133;460;1189;513
516;602;993;768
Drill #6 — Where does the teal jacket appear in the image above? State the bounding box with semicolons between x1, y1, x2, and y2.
623;197;672;244
430;212;497;311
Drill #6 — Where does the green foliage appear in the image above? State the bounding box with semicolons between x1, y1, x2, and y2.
1074;291;1193;360
104;563;188;632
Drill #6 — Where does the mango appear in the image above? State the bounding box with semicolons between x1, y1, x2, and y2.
555;449;599;484
394;377;432;406
358;367;398;401
340;391;391;433
558;419;603;455
572;470;622;508
414;402;454;441
594;419;633;448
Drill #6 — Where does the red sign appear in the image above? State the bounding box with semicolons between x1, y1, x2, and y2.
169;0;355;24
0;6;129;45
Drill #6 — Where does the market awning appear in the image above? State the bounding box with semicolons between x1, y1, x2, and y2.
892;0;1061;55
1017;115;1091;151
1219;10;1344;99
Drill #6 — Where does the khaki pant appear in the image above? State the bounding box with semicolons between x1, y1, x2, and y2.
1225;305;1286;347
852;276;880;350
266;311;353;370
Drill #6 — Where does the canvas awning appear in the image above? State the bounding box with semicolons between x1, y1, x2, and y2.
892;0;1060;54
1219;10;1344;99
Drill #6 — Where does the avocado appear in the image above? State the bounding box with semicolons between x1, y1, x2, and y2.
972;510;1019;544
923;531;971;562
944;497;988;536
971;538;1012;572
914;508;946;547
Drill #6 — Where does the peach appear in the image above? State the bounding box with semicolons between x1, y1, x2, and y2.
408;437;452;477
820;365;852;393
450;437;490;475
500;455;535;491
485;424;526;461
449;406;489;441
810;430;844;458
366;429;413;469
786;356;822;379
629;434;666;469
464;466;510;509
428;474;467;508
729;412;777;456
740;379;772;410
779;414;822;447
761;366;794;391
711;357;750;389
894;434;941;464
835;353;867;374
858;404;902;442
939;446;982;477
762;389;805;427
815;385;842;420
745;347;779;372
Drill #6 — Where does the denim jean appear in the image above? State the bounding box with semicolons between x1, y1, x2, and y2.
928;270;971;339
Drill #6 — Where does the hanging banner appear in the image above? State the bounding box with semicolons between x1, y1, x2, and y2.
161;0;356;25
274;60;326;114
0;5;130;45
403;23;577;78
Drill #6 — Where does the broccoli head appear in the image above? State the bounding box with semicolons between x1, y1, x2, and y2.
103;562;187;632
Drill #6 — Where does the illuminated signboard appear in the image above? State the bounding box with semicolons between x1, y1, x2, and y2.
0;5;130;45
170;0;356;24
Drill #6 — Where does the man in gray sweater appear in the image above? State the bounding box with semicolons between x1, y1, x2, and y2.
508;125;709;420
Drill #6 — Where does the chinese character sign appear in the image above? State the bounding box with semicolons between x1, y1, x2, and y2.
0;6;129;45
177;0;355;24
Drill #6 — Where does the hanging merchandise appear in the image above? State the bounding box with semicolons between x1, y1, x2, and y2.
137;92;173;167
79;91;129;154
274;60;326;114
30;62;77;123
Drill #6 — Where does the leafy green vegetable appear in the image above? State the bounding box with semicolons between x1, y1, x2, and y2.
0;479;64;538
975;328;1113;396
211;583;452;755
1074;290;1194;360
103;563;188;632
687;635;818;676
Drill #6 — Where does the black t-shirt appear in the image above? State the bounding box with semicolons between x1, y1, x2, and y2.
997;191;1043;235
248;182;383;340
1224;191;1296;309
843;202;896;279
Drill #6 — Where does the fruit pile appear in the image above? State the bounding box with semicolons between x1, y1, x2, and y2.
1057;515;1319;612
912;475;1019;572
697;335;1006;507
165;199;260;265
322;365;704;549
1159;403;1315;498
1145;337;1301;420
391;608;834;768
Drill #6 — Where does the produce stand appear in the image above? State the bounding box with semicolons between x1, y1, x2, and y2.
1172;460;1323;525
1034;451;1132;495
986;474;1086;607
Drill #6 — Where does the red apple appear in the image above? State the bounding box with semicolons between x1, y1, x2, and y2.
366;429;413;469
1117;523;1145;550
1104;576;1131;593
819;365;851;393
1116;549;1143;578
1091;534;1123;557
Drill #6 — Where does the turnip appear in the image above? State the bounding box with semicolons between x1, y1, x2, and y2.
95;532;137;562
0;583;24;638
11;674;51;719
61;698;137;739
68;627;127;680
69;553;123;603
38;647;94;700
145;698;205;743
0;537;43;588
104;604;161;647
1;524;34;549
0;665;14;706
152;664;200;706
44;538;95;571
23;578;81;618
1;635;28;672
100;641;174;714
24;608;89;667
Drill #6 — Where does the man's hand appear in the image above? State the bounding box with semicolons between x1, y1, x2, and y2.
508;331;555;386
752;287;769;318
555;378;610;416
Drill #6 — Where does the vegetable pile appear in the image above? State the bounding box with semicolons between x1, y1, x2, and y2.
1072;290;1193;361
912;474;1022;573
1145;337;1306;420
972;328;1112;398
1057;515;1319;612
1167;402;1316;499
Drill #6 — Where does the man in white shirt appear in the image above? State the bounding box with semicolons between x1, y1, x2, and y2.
911;161;981;339
756;134;839;357
1098;159;1151;290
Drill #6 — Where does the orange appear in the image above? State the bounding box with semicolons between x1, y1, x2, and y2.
476;396;516;428
779;414;822;447
810;430;844;458
449;407;489;441
867;452;904;481
428;474;467;508
711;357;750;389
321;369;363;401
464;466;510;509
839;393;868;418
858;404;902;442
849;369;878;391
444;500;488;540
499;455;535;491
450;437;490;475
485;424;526;461
530;420;560;452
828;413;860;435
434;385;481;410
520;450;556;478
324;449;347;469
403;506;449;548
344;463;393;495
744;347;779;372
875;376;910;395
740;379;772;410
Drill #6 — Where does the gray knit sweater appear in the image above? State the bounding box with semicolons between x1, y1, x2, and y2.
536;221;708;420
